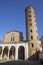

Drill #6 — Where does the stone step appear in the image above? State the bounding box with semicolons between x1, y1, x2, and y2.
0;60;43;65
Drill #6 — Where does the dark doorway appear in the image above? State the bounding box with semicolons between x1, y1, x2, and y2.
9;46;15;60
18;46;25;60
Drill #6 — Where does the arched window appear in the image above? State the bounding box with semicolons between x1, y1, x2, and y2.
10;36;15;42
31;36;33;39
30;29;32;32
32;43;34;47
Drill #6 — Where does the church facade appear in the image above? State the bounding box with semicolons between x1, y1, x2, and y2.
0;31;28;60
0;6;42;60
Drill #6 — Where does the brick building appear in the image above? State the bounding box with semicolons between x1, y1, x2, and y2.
0;6;42;60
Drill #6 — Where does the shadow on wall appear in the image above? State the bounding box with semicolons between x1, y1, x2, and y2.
27;51;40;61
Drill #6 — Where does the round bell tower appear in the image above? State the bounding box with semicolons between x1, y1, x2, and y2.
25;6;41;57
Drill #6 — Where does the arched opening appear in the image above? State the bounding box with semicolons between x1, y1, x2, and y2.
0;47;2;57
18;46;25;60
3;46;8;60
9;46;15;60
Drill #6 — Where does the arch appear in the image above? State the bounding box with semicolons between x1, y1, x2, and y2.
3;46;8;59
0;46;2;58
9;46;15;60
0;46;2;54
18;46;25;60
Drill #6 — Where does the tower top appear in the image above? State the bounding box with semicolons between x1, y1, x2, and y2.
25;6;35;12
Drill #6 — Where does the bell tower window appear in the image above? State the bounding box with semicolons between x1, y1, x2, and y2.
31;36;33;39
32;43;34;47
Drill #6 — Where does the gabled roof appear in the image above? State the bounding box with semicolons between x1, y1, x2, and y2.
5;30;22;34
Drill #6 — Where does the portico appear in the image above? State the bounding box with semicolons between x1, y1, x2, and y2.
0;42;28;60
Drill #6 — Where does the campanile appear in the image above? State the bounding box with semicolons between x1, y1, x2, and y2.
25;6;41;57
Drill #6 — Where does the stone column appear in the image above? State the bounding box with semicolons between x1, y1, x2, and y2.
7;47;10;60
15;46;18;60
7;50;9;60
25;43;28;60
1;46;4;59
26;43;29;59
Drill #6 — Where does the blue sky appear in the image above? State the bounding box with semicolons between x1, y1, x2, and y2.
0;0;43;40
